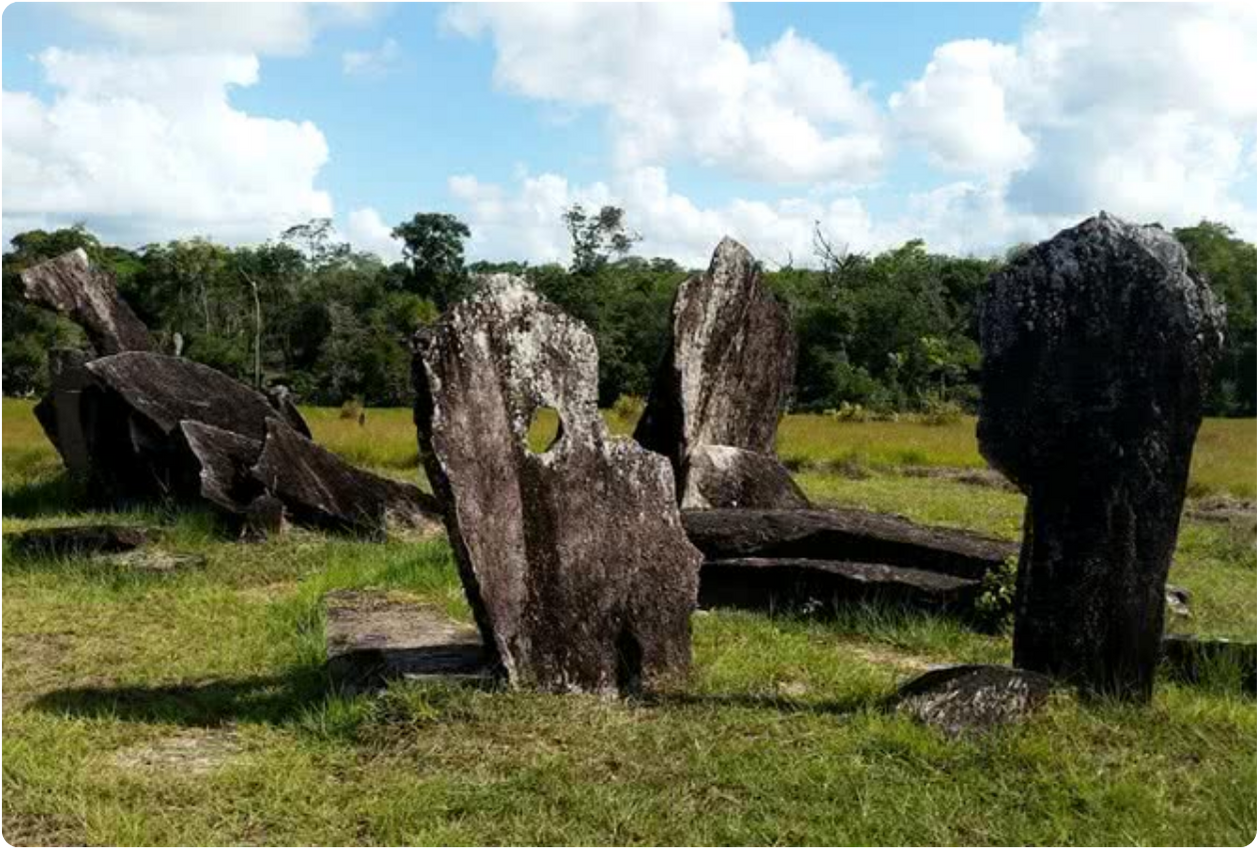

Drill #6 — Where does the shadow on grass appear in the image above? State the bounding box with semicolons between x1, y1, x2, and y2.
643;690;882;718
31;666;331;727
2;472;95;519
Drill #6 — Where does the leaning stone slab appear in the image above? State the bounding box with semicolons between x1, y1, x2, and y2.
324;590;488;691
414;274;703;695
251;419;441;537
682;508;1016;582
680;444;809;510
892;664;1055;737
178;421;266;514
635;237;796;473
699;557;979;613
1162;634;1256;693
6;525;151;559
979;213;1225;701
19;248;153;355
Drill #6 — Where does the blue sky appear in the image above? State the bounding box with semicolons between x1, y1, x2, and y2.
2;3;1255;267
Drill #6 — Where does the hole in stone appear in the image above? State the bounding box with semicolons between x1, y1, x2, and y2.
526;406;563;454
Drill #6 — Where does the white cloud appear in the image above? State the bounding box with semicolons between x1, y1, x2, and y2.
345;207;401;259
445;4;885;185
446;166;880;268
2;49;332;246
64;2;386;56
891;3;1257;234
889;39;1032;175
342;37;401;78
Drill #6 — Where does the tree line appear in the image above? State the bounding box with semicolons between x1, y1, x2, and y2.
3;210;1254;417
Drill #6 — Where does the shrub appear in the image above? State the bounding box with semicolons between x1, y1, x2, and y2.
340;397;365;421
974;554;1019;632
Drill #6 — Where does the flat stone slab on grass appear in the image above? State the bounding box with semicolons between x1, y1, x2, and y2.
6;525;152;559
324;590;488;690
699;557;979;613
1162;634;1256;692
112;728;246;776
892;664;1055;737
682;508;1016;582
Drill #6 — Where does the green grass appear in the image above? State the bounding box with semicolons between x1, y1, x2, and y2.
3;399;1256;845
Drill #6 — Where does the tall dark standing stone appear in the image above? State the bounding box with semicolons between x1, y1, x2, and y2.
978;213;1224;700
19;249;153;355
413;275;703;694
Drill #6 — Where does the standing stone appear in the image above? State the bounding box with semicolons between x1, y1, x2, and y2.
19;248;153;354
413;275;703;695
978;213;1224;700
32;349;96;477
635;237;797;470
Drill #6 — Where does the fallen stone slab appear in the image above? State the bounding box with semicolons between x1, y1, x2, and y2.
979;213;1224;701
680;444;809;510
699;557;979;613
892;664;1055;736
19;248;153;355
1162;634;1256;692
6;525;152;559
324;590;488;690
635;237;797;474
251;419;441;537
682;508;1016;582
414;274;703;695
178;421;266;514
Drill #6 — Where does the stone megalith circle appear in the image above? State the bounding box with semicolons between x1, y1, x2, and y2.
413;274;703;695
634;237;800;507
978;212;1224;700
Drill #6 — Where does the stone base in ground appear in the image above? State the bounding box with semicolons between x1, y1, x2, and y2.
324;590;489;690
1162;634;1256;693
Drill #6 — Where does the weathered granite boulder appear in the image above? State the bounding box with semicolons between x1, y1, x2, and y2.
979;213;1225;700
699;557;979;613
413;274;703;694
19;249;153;355
892;664;1055;736
178;421;265;514
635;237;797;474
682;508;1016;582
32;349;96;478
680;444;810;510
251;419;441;536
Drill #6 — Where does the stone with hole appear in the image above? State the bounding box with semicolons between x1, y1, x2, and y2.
413;274;703;695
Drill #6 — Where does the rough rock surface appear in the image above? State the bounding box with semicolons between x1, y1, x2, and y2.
251;419;440;536
635;238;797;473
19;249;153;354
7;525;151;559
32;349;96;477
242;494;287;541
680;444;810;510
1162;634;1256;692
682;508;1016;581
178;421;265;514
324;590;488;690
699;557;979;613
893;664;1055;736
978;213;1225;700
413;274;703;694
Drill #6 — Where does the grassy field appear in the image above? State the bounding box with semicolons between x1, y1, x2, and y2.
2;398;1255;845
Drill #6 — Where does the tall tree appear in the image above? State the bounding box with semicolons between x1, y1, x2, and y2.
563;204;640;275
390;212;471;309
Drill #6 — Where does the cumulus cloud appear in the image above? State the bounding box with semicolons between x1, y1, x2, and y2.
444;4;885;185
2;49;332;245
65;2;384;56
446;166;879;268
891;3;1257;233
345;207;401;259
